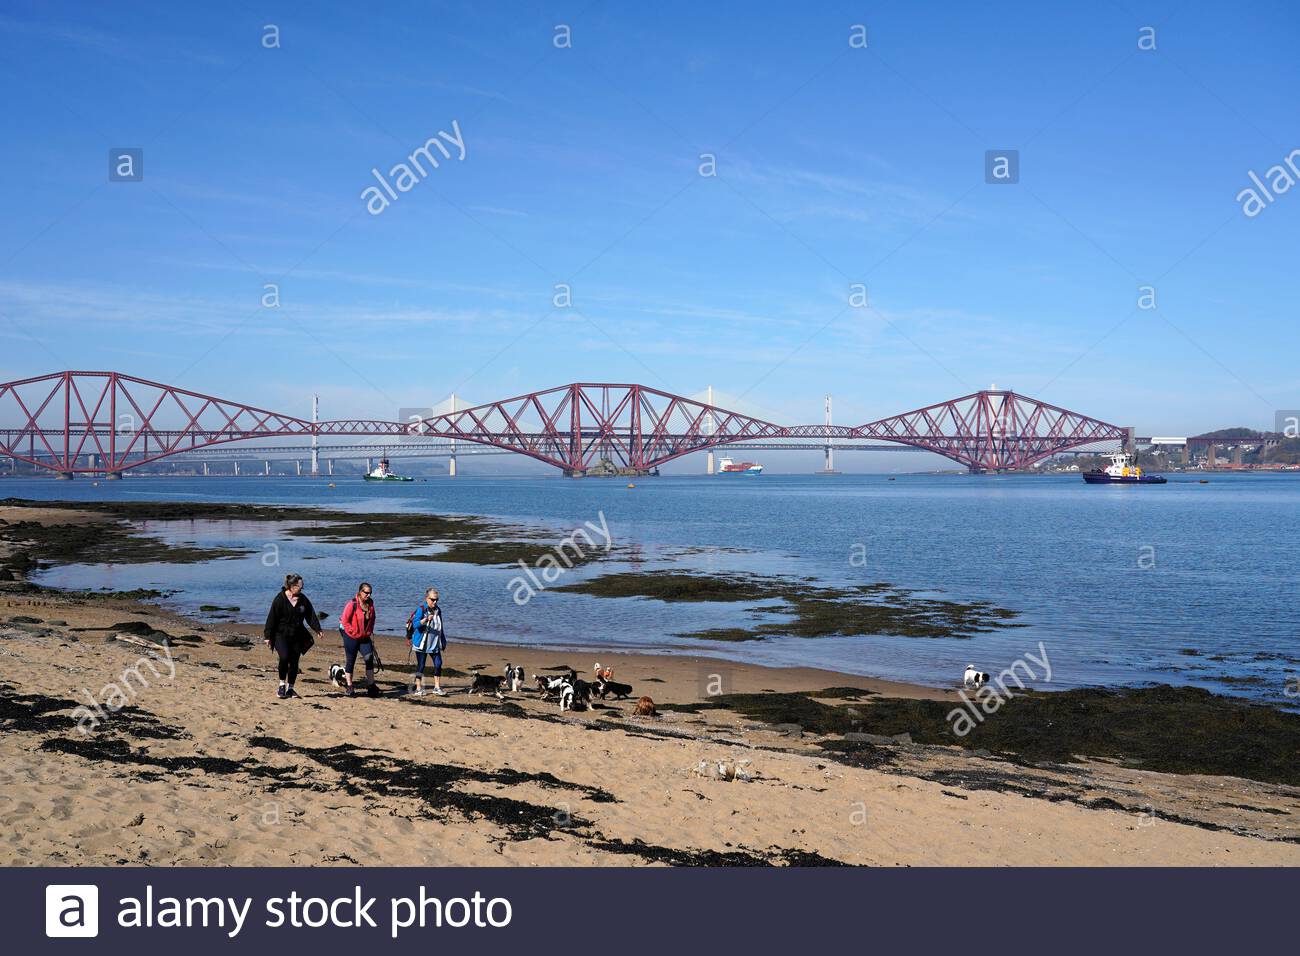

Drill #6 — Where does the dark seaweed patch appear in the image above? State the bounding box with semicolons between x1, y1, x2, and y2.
41;737;302;784
247;736;610;839
0;515;245;566
412;540;605;568
817;739;896;770
851;687;1300;786
585;837;847;867
557;571;1019;640
0;686;77;732
0;499;613;571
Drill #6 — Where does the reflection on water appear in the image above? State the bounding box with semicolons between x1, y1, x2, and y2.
16;471;1300;703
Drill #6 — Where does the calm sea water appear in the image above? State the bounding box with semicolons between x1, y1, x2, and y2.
9;472;1300;702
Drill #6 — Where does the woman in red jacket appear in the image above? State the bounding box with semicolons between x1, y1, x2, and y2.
338;581;379;698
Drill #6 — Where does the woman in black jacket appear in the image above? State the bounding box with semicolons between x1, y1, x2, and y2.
263;573;324;699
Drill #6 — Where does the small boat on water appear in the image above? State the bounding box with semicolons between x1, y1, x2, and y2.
1082;451;1166;485
717;456;762;475
363;457;413;482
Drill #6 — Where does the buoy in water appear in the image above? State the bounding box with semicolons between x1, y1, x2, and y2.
627;483;635;489
328;482;336;488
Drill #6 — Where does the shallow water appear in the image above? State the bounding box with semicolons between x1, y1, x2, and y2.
10;471;1300;702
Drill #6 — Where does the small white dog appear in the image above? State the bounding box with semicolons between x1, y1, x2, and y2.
963;664;989;689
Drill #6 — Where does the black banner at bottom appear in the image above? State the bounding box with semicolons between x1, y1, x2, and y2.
11;867;1296;951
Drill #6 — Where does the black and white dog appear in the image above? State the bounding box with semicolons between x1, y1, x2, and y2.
594;676;634;700
506;664;526;693
329;663;348;689
534;673;568;698
559;670;594;711
963;664;990;689
468;669;505;698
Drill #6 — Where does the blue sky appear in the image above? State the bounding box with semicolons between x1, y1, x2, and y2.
1;0;1296;447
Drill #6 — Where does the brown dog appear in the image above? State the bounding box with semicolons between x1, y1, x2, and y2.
633;696;656;717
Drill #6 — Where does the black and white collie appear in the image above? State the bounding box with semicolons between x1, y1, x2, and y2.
963;664;990;689
505;664;525;693
329;663;348;689
559;671;593;711
534;673;568;698
468;670;504;698
594;676;634;700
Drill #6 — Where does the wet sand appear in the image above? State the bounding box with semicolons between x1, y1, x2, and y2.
2;502;1299;866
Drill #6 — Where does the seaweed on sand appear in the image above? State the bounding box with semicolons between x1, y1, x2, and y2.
658;692;867;736
41;737;302;784
0;686;79;733
693;684;1300;787
852;686;1300;786
248;736;611;839
585;837;847;867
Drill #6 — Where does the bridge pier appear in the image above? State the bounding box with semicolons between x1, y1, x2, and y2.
705;385;715;475
449;393;457;477
54;472;74;480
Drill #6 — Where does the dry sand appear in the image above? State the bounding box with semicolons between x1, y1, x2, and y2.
1;504;1298;866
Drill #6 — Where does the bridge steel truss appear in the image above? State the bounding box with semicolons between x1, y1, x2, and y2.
0;371;1130;476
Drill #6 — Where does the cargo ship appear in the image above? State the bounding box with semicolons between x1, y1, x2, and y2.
363;457;413;482
717;456;762;475
1082;451;1166;485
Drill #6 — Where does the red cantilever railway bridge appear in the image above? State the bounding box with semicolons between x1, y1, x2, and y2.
0;371;1131;476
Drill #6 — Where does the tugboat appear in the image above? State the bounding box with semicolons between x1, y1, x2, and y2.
717;456;763;475
363;457;413;482
1082;451;1166;485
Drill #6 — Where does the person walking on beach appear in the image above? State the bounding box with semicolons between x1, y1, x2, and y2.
263;573;324;700
409;587;447;697
338;581;379;699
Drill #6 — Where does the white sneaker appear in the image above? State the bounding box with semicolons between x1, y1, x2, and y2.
432;687;448;697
